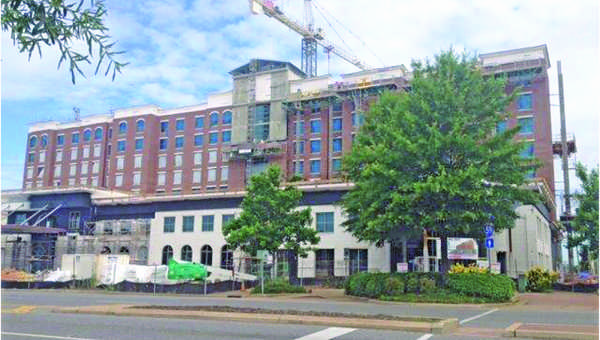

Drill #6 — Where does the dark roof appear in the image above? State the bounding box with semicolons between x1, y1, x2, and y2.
229;59;305;77
1;224;67;235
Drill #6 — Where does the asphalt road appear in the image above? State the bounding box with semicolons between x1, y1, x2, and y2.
2;289;597;340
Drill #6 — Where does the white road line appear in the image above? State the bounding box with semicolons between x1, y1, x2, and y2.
459;308;499;325
1;332;97;340
415;334;433;340
294;327;356;340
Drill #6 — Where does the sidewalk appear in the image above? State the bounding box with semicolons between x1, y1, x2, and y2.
513;291;598;311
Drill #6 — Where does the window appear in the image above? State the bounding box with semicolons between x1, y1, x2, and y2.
181;245;193;262
54;165;62;177
295;161;304;175
26;167;33;178
210;112;219;126
193;170;202;183
70;150;78;161
221;166;229;182
161;245;173;265
83;146;90;158
163;217;175;232
92;177;98;186
332;159;342;172
316;212;334;233
332;118;342;132
81;161;88;175
134;155;142;168
157;173;166;186
254;104;270;141
39;151;46;163
119;122;127;134
194;152;202;165
116;157;124;170
28;153;35;163
310;120;321;133
37;166;45;177
108;128;112;139
115;174;123;187
173;171;182;185
333;138;342;152
92;128;102;141
93;145;101;157
517;93;532;111
521;142;535;159
222;111;232;125
159;138;168;150
202;215;214;232
295;141;305;155
160;121;169;133
133;172;141;186
107;144;111;156
174;119;184;131
518;117;534;135
310;140;321;153
295;121;305;135
183;216;194;232
57;135;64;146
69;164;77;176
68;178;75;186
117;140;126;152
345;248;368;275
201;245;213;265
174;154;183;168
83;129;91;142
311;100;321;113
68;211;80;232
221;245;233;270
222;214;234;228
29;135;38;148
194;134;203;147
352;113;364;127
136;120;145;132
41;135;48;147
332;99;343;111
195;116;204;129
92;162;99;174
154;156;165;169
208;168;216;182
72;133;79;144
310;160;321;174
209;132;218;144
315;249;334;278
135;138;144;151
173;136;183;149
208;150;217;163
222;131;231;143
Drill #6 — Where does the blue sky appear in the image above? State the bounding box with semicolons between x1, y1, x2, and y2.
2;0;598;214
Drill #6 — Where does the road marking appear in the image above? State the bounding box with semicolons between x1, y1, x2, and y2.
1;332;97;340
4;305;37;314
415;334;433;340
294;327;356;340
459;308;499;325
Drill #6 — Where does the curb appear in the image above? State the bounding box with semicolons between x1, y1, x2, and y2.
53;305;459;334
504;322;599;340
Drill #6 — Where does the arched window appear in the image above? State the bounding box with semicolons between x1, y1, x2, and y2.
100;246;111;254
221;245;233;270
41;135;48;147
181;245;193;262
161;245;173;265
95;128;103;141
210;112;219;127
200;245;212;266
29;136;38;148
119;246;129;254
83;129;92;142
222;111;232;125
119;121;127;134
136;119;145;132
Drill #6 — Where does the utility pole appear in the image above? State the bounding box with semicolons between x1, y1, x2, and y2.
557;61;573;272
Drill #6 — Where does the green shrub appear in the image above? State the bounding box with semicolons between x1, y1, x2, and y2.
251;279;307;294
406;277;419;293
345;271;371;296
446;272;514;302
419;277;436;293
525;266;558;292
321;276;347;289
384;277;405;295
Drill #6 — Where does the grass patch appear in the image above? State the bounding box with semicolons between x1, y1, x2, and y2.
250;279;307;294
379;290;498;304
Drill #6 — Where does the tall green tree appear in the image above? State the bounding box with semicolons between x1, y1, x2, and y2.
2;0;127;83
223;165;319;283
567;163;599;270
342;50;539;274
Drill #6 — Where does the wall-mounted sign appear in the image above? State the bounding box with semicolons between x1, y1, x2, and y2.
448;238;479;260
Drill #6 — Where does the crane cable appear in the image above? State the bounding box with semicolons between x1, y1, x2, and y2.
311;1;355;55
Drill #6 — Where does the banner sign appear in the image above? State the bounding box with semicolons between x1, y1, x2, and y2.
448;238;479;260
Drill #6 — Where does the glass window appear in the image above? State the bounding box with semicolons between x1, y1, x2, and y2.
72;133;79;144
117;140;126;152
161;245;173;265
37;166;45;177
222;131;231;143
222;111;232;125
333;99;343;111
181;245;193;261
295;141;305;155
175;136;184;149
202;215;214;232
176;119;185;131
208;168;216;182
193;170;202;183
221;245;233;270
136;120;145;132
521;142;535;159
26;167;33;178
159;155;167;168
352;113;364;127
81;161;88;175
310;160;321;174
316;212;334;233
333;138;342;152
518;117;534;135
496;121;508;134
210;112;219;126
332;159;342;172
310;120;321;133
41;135;48;147
92;162;99;174
134;155;143;168
201;245;213;265
221;166;229;182
295;161;304;175
39;151;46;163
518;93;532;111
174;154;183;168
94;144;103;157
70;149;78;161
163;217;175;233
159;138;168;150
108;128;112;139
194;152;202;165
133;172;141;186
54;165;61;177
345;248;368;274
194;134;203;147
29;135;38;148
57;135;64;146
332;118;342;132
208;150;217;163
173;171;182;185
82;146;90;158
69;164;77;176
135;138;144;151
209;132;218;144
160;121;169;133
310;140;321;153
295;121;305;135
157;173;166;186
222;214;234;228
28;152;35;163
56;150;62;162
119;122;127;134
94;128;103;141
183;216;194;232
195;117;204;129
115;174;123;187
83;130;91;142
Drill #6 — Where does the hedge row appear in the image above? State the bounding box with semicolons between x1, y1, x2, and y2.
446;272;515;302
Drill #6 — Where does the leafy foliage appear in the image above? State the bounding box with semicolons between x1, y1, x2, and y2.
525;266;559;292
2;0;127;83
223;165;319;259
341;50;540;272
446;272;514;302
250;279;307;294
449;263;489;274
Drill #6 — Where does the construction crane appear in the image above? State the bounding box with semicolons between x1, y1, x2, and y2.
249;0;371;77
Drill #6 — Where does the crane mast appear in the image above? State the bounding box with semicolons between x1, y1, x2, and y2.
249;0;371;76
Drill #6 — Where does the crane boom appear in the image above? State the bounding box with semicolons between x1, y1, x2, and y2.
250;0;371;73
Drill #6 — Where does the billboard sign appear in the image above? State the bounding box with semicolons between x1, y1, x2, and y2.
448;238;479;260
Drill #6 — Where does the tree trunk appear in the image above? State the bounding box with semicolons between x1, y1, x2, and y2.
440;233;449;285
287;250;299;285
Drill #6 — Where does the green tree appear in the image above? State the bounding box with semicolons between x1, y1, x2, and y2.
567;163;599;270
223;165;319;283
341;50;539;275
2;0;127;83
